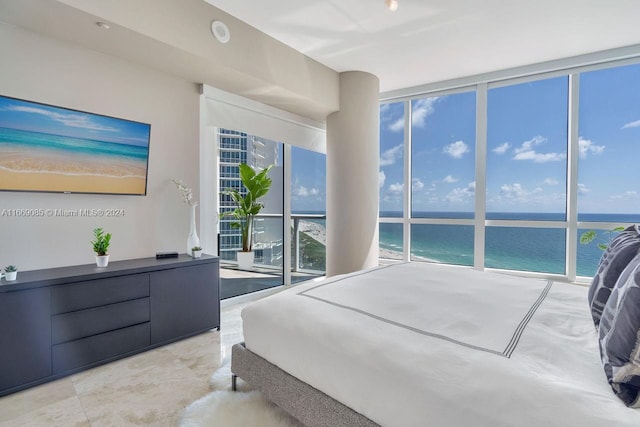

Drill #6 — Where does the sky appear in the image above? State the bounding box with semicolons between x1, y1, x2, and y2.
0;96;150;147
379;62;640;217
291;146;326;213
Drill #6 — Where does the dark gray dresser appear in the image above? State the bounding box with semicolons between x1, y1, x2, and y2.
0;254;219;397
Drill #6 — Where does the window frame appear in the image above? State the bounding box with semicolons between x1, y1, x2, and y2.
379;56;640;283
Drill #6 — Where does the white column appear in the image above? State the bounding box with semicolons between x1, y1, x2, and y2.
326;71;380;276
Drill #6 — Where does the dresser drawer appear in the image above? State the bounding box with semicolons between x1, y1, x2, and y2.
51;274;149;314
52;322;150;374
52;298;149;345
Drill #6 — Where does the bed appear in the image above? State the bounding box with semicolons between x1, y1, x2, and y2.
231;261;640;426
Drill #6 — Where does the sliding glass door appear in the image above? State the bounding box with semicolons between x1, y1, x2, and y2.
291;146;326;282
217;128;284;299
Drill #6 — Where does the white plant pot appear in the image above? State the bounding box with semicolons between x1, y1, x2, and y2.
237;251;254;270
96;255;110;268
192;250;203;259
4;271;17;281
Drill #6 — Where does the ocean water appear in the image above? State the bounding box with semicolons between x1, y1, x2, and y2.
379;212;640;278
0;127;149;162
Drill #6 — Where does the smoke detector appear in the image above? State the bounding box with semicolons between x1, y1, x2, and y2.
211;20;230;43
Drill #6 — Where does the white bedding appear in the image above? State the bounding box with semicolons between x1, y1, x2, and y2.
242;262;640;427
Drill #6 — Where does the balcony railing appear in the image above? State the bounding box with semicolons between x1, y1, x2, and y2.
292;214;326;274
218;213;326;275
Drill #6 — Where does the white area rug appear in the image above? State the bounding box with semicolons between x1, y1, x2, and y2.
179;349;301;427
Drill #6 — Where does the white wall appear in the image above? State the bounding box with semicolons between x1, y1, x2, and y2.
54;0;339;121
0;23;201;271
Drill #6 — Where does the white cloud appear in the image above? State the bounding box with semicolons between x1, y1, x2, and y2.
443;140;469;159
499;183;543;201
294;186;319;197
442;175;458;183
412;178;424;191
380;102;404;132
388;182;404;194
513;151;565;162
514;136;546;152
544;178;559;185
578;137;605;158
412;98;439;128
515;151;565;162
445;181;476;204
622;119;640;129
512;136;565;163
610;190;638;200
492;142;511;154
380;144;403;166
6;105;120;132
379;171;386;189
500;183;525;199
385;97;441;132
578;183;590;195
489;182;564;210
388;96;443;132
389;118;404;132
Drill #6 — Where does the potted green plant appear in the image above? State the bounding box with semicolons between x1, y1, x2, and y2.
4;265;17;281
92;227;112;267
191;246;203;259
580;227;625;251
223;163;273;269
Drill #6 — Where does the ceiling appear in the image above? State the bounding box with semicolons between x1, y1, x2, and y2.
204;0;640;93
2;0;639;120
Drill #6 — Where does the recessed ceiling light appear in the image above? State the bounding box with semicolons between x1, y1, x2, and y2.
95;21;110;30
385;0;399;11
211;20;230;44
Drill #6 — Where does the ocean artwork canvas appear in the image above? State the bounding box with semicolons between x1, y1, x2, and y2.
0;95;151;195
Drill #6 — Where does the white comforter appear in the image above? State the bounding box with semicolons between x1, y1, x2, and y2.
242;262;640;426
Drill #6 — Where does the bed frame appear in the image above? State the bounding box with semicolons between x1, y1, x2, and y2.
231;342;380;427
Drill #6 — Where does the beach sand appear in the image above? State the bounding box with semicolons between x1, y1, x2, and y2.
0;168;146;194
296;219;433;262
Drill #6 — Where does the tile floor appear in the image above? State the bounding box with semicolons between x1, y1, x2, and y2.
0;303;246;427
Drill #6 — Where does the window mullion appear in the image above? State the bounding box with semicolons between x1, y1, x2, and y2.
403;100;412;262
566;74;580;282
474;83;488;270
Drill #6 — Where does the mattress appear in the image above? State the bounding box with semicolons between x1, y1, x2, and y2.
242;262;640;426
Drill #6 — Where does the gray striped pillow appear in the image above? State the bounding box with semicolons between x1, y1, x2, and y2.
598;252;640;407
588;225;640;329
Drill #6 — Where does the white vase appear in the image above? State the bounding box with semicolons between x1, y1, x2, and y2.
96;255;109;267
4;271;17;281
187;204;200;256
237;251;254;270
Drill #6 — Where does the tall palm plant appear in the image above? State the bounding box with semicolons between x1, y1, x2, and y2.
224;163;273;252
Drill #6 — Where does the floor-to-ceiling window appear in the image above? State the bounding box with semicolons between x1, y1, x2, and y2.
379;101;404;260
410;91;476;266
203;85;327;299
485;76;568;274
291;146;326;280
379;58;640;281
576;62;640;276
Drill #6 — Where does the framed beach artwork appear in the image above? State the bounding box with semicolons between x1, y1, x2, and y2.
0;95;151;195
